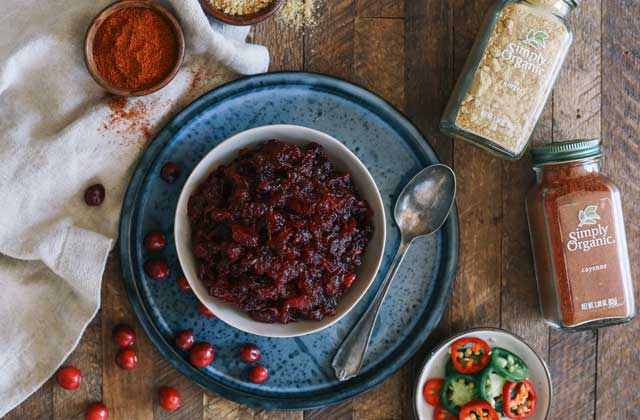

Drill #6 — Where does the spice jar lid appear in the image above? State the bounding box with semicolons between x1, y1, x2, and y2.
531;139;601;165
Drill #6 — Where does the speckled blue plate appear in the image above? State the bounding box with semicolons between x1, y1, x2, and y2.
119;72;459;410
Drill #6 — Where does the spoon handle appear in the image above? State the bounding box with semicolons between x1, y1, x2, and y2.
331;241;409;381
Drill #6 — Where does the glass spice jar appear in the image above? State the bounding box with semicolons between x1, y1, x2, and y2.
526;139;635;331
441;0;578;159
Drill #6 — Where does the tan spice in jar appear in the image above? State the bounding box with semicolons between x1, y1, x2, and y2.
441;0;576;159
209;0;273;15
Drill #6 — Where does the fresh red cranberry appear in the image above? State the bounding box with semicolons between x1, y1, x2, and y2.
249;365;269;384
112;324;136;348
198;303;216;318
161;162;180;183
175;330;195;351
144;259;169;280
189;342;215;368
115;348;138;370
144;231;166;251
177;275;191;291
158;386;182;412
239;344;261;363
57;366;82;390
84;184;105;206
85;402;108;420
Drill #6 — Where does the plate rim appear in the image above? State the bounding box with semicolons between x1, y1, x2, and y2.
119;71;460;410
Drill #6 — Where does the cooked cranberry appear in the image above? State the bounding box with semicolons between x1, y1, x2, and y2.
187;141;373;323
144;259;169;280
57;366;82;390
175;329;195;351
189;342;214;368
239;344;261;363
158;386;182;412
198;303;216;318
84;184;105;206
115;348;138;370
144;231;166;251
177;275;191;291
85;402;108;420
161;162;180;183
112;324;136;347
248;365;269;384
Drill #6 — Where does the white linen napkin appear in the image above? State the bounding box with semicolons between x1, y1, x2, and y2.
0;0;269;415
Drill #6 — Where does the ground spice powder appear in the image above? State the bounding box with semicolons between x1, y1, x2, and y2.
93;7;178;90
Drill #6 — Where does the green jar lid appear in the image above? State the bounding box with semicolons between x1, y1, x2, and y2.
531;139;601;165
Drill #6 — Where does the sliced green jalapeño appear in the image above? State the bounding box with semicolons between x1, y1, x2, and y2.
490;347;529;382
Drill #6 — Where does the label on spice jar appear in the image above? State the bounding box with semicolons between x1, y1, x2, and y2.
454;4;570;156
557;196;627;325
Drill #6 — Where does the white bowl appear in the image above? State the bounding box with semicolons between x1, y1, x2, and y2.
414;328;552;420
175;124;386;338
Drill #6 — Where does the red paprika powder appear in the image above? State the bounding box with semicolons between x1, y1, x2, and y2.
526;139;635;331
93;7;179;90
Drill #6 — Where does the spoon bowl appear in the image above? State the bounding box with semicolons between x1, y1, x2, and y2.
395;164;457;242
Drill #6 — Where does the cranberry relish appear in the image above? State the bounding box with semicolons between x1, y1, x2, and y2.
188;140;373;323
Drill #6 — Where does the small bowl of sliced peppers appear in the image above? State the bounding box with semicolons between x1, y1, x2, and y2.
414;328;551;420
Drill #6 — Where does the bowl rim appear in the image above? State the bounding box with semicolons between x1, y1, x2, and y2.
83;0;186;97
174;124;387;338
198;0;284;26
412;326;552;420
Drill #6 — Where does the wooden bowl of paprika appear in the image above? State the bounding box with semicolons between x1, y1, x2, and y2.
198;0;283;26
84;0;185;96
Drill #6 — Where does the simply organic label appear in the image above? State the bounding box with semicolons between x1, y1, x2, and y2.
500;30;550;77
557;196;625;318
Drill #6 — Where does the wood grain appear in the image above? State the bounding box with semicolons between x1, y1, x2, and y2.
450;0;502;331
53;314;103;419
101;253;155;420
355;0;403;18
597;0;640;418
547;3;602;419
203;394;302;420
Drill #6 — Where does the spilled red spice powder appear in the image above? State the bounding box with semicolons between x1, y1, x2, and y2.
93;7;178;90
101;96;153;142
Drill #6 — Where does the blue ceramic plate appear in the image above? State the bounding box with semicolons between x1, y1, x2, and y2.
119;72;459;409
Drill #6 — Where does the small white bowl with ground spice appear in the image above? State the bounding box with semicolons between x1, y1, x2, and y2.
84;0;185;96
199;0;283;25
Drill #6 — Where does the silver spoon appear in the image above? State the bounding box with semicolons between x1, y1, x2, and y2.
331;164;456;381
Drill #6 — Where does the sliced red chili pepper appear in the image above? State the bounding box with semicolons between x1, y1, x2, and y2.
433;405;455;420
459;400;500;420
423;378;444;406
450;337;491;374
503;380;537;419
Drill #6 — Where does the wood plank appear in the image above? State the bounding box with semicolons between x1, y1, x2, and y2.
3;382;52;420
597;0;640;418
450;0;502;331
350;16;412;420
153;351;203;420
355;0;403;18
52;314;103;420
547;2;602;419
405;0;454;162
203;394;303;419
500;96;553;357
253;10;303;70
303;0;356;79
305;400;352;420
101;254;155;420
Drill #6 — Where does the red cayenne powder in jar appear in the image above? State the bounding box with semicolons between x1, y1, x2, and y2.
93;7;178;90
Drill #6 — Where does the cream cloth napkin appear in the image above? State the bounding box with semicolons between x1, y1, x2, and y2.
0;0;268;416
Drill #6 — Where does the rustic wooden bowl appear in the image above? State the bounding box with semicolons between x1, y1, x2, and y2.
84;0;185;97
198;0;283;26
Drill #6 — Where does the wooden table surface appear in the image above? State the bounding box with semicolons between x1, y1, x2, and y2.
7;0;639;419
